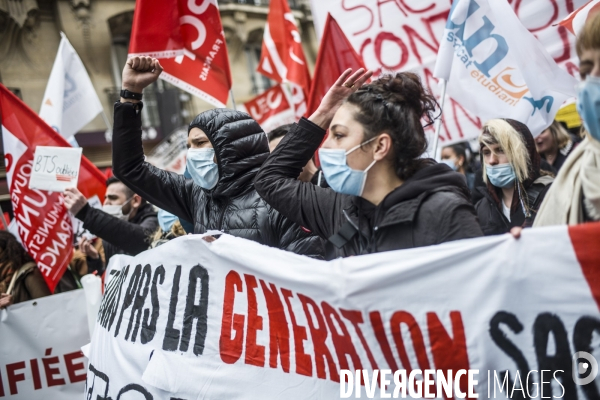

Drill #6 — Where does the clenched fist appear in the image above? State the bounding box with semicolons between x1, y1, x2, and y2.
121;56;163;94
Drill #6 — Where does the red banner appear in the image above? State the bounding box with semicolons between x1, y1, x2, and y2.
306;13;366;117
0;85;106;292
129;0;232;107
240;84;295;134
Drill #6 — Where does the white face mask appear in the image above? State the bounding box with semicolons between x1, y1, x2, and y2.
102;197;133;221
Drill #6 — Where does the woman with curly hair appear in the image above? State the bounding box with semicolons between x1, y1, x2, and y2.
0;231;50;308
255;69;482;259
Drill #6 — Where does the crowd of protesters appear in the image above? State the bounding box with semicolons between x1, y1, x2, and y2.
0;13;598;308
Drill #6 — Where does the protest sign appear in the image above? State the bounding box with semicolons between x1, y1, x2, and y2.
0;289;90;399
86;223;600;399
309;0;588;146
239;84;295;134
146;128;188;175
28;146;82;192
1;85;107;292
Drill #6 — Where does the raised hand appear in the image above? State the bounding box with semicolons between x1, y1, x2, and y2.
309;68;373;129
121;56;163;94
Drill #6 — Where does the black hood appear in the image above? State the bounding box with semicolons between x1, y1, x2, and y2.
381;159;471;209
188;109;269;198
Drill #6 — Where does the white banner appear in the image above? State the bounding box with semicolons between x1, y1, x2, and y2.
86;223;600;399
309;0;588;147
0;290;90;399
39;33;103;141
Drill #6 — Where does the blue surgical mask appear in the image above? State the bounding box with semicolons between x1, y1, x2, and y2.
440;159;459;171
486;163;516;188
318;137;378;196
577;76;600;142
186;148;219;189
157;209;178;232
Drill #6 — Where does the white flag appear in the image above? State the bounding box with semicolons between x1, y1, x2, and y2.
433;0;578;136
39;33;103;141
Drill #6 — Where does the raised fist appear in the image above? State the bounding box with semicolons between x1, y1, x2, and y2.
121;56;163;94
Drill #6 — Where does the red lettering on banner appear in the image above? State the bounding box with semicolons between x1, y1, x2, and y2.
220;270;245;364
341;309;379;370
514;0;558;33
321;302;363;374
6;361;26;395
42;348;66;387
427;312;471;400
298;294;340;382
0;369;4;396
244;274;265;367
341;0;374;36
390;311;431;371
375;32;410;71
553;26;573;65
260;280;290;372
30;358;42;390
64;351;87;383
281;288;312;377
369;311;399;371
403;24;440;65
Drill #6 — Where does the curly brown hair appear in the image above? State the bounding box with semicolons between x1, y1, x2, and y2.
346;72;439;180
0;231;35;294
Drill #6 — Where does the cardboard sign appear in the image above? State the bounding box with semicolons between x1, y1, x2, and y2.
28;146;82;191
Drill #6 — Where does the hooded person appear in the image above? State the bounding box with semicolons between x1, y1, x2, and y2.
111;56;323;258
255;69;483;259
534;13;600;226
475;119;554;235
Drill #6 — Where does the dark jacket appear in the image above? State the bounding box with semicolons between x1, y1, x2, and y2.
255;118;483;259
112;102;322;258
75;201;158;272
543;134;582;173
10;263;51;304
475;119;553;235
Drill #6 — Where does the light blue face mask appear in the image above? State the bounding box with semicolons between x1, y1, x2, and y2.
186;148;219;189
440;159;459;171
318;137;378;196
486;163;516;188
157;209;178;231
577;75;600;142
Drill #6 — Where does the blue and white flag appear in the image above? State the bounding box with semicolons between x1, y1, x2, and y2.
39;33;103;144
434;0;578;136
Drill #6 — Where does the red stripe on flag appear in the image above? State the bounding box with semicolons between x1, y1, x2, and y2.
569;222;600;310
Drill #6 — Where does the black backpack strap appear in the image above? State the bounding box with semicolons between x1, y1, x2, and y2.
328;220;358;249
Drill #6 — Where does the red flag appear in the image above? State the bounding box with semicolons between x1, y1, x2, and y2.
306;14;366;117
558;0;600;35
257;0;311;118
240;84;295;134
129;0;232;107
0;85;106;291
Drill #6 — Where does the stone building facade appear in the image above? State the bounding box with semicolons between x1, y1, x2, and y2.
0;0;318;211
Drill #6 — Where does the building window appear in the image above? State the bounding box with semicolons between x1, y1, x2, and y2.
245;30;273;95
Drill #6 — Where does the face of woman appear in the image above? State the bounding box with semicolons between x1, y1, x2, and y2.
482;143;509;166
322;103;376;171
535;128;555;155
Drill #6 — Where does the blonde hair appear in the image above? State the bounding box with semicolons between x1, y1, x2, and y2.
546;120;571;149
576;12;600;57
150;220;186;244
479;119;530;185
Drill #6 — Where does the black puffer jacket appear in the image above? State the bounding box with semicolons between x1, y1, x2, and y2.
112;102;322;257
75;201;158;273
255;118;483;259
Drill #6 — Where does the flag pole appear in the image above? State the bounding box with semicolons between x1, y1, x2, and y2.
229;89;236;110
432;79;447;158
0;205;8;230
100;110;112;130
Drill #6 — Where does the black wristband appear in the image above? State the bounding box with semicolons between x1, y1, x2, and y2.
120;89;143;100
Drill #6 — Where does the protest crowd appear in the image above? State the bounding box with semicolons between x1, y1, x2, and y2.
0;0;599;398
